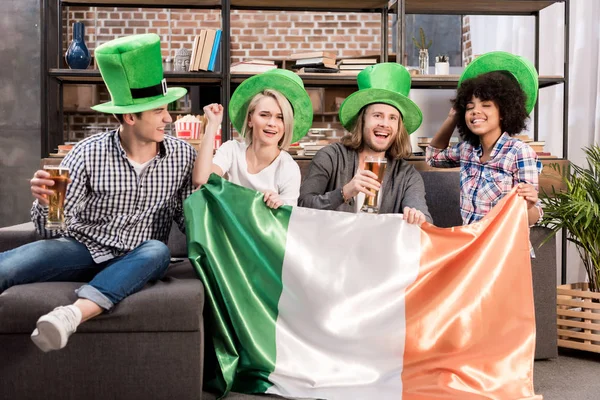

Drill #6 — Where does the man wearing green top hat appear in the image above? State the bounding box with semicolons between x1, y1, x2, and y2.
299;62;431;225
0;34;196;352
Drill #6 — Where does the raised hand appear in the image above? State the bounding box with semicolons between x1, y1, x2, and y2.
203;103;224;126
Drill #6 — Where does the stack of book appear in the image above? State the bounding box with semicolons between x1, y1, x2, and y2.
337;58;378;74
230;59;277;74
514;135;549;155
189;29;222;72
290;51;339;73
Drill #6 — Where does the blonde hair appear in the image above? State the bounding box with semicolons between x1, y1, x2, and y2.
341;104;412;159
240;89;295;150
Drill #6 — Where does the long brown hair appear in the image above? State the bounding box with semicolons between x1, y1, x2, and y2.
341;104;412;159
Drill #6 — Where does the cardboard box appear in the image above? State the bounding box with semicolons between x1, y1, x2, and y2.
63;85;98;111
306;88;324;114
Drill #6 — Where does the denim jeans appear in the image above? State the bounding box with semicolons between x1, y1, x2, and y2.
0;237;171;310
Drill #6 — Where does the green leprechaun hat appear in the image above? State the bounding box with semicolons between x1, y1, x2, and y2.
338;62;423;134
228;69;313;144
459;51;538;115
91;33;187;114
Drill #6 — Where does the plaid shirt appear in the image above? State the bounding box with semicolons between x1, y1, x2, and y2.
31;129;196;263
425;133;543;225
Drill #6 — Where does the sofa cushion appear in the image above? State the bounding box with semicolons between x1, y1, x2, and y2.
0;261;204;333
419;171;462;228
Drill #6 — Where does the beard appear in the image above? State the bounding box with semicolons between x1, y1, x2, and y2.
363;131;394;153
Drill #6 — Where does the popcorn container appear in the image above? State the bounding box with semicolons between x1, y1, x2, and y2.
174;116;205;139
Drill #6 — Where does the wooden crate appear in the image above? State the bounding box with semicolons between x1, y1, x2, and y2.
556;282;600;353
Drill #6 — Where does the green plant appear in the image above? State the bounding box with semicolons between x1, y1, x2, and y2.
540;145;600;292
412;27;432;50
436;54;448;63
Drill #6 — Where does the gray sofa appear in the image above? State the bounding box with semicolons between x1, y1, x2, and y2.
0;171;557;400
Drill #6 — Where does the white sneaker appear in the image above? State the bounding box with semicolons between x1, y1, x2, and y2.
31;305;82;352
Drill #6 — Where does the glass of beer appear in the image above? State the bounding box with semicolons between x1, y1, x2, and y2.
43;165;70;230
360;156;387;214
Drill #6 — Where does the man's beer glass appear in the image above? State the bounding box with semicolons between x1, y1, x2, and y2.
360;156;387;214
44;165;70;229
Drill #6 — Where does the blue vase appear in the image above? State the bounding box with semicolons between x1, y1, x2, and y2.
65;22;91;69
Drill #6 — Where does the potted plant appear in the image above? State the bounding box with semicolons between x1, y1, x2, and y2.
540;145;600;352
412;27;431;75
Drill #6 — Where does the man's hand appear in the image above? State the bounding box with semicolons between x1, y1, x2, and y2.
30;170;56;206
263;190;284;209
342;169;381;200
403;207;427;226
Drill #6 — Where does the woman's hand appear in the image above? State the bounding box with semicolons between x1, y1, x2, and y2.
403;207;427;226
203;103;224;126
263;190;284;209
517;183;539;209
342;169;380;200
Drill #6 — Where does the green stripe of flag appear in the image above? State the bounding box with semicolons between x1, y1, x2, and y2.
184;174;292;395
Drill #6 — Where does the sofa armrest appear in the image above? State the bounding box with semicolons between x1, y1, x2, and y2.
530;226;558;359
0;222;41;252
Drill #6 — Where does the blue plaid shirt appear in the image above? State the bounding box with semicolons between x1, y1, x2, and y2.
31;129;196;263
426;133;543;225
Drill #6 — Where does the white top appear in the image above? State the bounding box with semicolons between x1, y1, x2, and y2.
212;140;301;206
128;157;154;178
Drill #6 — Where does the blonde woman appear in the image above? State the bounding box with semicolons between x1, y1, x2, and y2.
193;69;313;208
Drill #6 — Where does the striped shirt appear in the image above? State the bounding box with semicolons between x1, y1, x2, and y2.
31;129;197;263
425;132;543;225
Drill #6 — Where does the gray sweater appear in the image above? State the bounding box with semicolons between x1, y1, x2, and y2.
298;143;432;223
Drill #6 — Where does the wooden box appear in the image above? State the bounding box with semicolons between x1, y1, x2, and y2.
557;282;600;353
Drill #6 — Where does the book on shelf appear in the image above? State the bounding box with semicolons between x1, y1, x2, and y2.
187;29;222;72
199;29;217;71
297;67;340;74
230;60;278;74
207;29;222;72
288;51;337;60
238;59;276;65
190;30;207;71
339;64;372;70
338;58;377;65
294;57;336;66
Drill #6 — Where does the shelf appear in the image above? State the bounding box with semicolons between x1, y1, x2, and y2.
231;0;388;11
390;0;560;15
61;0;221;8
410;75;564;89
50;69;222;84
232;73;564;89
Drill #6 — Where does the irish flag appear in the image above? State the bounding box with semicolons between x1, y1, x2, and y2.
184;175;541;399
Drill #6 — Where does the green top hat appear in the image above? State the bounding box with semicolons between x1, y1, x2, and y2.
459;51;538;114
91;34;187;114
338;63;423;135
228;69;313;144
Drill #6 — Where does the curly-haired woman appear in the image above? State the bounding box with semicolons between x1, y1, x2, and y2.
426;52;542;228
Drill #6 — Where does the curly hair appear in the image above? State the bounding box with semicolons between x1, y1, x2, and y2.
452;71;529;146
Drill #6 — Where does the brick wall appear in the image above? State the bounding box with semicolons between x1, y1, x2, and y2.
462;16;472;66
61;7;395;140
